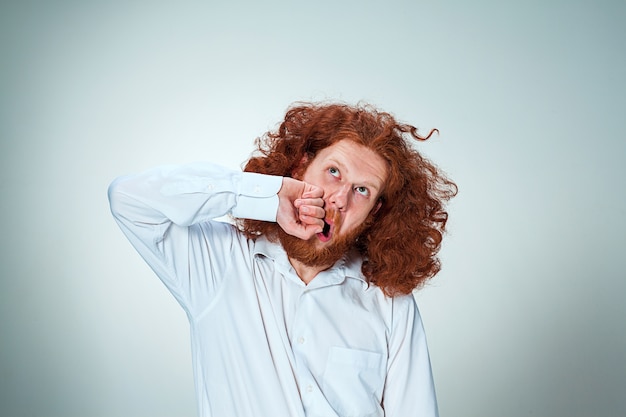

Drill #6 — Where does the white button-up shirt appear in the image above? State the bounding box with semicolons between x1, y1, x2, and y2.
108;162;439;417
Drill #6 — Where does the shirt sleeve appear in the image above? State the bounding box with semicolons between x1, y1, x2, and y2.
382;296;439;417
107;162;283;315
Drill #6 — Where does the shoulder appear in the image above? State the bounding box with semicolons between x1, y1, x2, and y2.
370;291;422;334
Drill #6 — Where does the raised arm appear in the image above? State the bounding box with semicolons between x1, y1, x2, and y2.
108;162;324;314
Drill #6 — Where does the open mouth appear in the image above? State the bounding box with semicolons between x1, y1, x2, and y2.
317;208;338;243
317;215;335;243
322;221;331;238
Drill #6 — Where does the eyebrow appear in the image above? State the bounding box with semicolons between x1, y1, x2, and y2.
329;158;384;193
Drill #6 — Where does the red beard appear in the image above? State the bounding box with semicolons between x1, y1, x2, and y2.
278;209;373;268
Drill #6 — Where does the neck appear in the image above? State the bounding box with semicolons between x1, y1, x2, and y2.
288;257;332;285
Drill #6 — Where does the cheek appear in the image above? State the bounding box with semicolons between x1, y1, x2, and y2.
342;208;373;232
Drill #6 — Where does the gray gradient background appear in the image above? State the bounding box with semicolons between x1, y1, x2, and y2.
1;1;625;416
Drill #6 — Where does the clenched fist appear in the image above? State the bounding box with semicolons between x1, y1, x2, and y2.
276;177;325;240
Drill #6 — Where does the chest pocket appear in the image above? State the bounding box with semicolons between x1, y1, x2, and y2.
322;346;385;417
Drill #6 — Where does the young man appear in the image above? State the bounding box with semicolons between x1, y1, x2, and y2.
108;102;457;417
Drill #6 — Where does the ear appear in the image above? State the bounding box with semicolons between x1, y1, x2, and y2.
372;199;383;215
291;155;309;179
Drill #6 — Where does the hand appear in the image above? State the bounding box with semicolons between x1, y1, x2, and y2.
276;177;325;240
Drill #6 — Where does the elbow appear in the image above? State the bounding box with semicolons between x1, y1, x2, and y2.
107;176;128;218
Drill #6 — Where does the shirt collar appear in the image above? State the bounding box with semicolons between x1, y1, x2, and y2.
252;236;369;287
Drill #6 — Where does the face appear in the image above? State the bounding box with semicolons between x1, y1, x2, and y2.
279;139;388;267
303;139;388;242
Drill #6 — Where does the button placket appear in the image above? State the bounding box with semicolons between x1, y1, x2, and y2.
292;290;310;349
291;289;316;400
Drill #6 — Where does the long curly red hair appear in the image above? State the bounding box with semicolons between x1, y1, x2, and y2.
238;102;457;296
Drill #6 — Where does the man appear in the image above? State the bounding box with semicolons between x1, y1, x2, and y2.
108;102;457;417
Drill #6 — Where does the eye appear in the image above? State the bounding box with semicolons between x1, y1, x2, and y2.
355;186;369;197
328;167;340;177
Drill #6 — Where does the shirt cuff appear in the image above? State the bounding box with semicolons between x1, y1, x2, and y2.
232;172;282;222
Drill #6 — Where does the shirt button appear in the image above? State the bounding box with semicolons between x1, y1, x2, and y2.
297;337;305;344
254;185;261;194
206;184;215;191
306;385;313;393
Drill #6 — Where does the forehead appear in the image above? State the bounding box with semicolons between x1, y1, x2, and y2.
312;139;388;190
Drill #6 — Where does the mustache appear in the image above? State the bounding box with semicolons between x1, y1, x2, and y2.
323;208;341;231
321;209;337;238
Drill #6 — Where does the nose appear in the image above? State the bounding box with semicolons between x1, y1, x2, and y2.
327;183;350;211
